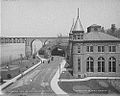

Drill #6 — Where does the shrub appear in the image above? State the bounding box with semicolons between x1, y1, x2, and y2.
32;54;36;59
0;78;4;83
7;74;12;79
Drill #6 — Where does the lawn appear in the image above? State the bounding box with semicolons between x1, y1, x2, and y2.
58;79;120;95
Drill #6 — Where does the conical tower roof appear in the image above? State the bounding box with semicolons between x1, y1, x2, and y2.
70;18;74;34
73;8;84;31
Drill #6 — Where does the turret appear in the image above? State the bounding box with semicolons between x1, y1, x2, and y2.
72;8;84;40
69;19;74;40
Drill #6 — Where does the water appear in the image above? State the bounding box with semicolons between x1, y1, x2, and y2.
0;43;25;65
0;40;43;65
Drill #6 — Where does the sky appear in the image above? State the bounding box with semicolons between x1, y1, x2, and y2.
1;0;120;37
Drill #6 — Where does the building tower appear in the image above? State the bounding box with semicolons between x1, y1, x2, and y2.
68;8;84;76
67;19;74;71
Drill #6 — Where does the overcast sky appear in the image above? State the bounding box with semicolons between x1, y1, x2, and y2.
1;0;120;37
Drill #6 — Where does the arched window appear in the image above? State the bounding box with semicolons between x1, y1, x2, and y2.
86;57;94;72
109;57;116;72
98;57;105;72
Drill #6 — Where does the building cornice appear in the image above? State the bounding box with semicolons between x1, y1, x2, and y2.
70;40;120;43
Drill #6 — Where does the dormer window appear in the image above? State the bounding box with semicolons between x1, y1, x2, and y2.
94;27;98;31
87;24;101;33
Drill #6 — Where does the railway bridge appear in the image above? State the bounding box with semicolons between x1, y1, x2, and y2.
0;36;69;57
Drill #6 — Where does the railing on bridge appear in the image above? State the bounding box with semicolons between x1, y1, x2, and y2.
0;36;69;44
0;37;26;44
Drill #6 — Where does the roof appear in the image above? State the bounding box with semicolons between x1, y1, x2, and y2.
90;24;101;27
73;17;84;31
72;8;84;32
70;19;74;34
84;31;120;41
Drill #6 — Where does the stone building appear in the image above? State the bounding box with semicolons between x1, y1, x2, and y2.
67;9;120;78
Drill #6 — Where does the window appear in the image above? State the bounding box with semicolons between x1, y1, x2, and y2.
77;35;83;39
94;27;98;31
13;38;16;43
81;35;83;39
98;46;105;52
109;57;116;72
98;57;105;72
78;46;81;53
86;57;94;72
73;35;76;40
78;58;81;71
69;35;72;40
109;46;116;52
86;46;93;52
78;35;80;39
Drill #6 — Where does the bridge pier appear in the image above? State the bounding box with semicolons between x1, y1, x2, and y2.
25;45;32;58
25;40;32;58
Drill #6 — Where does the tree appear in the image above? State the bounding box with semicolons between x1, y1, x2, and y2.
0;78;4;83
106;24;120;38
57;33;62;37
32;54;36;59
111;24;116;32
39;49;44;55
101;27;105;32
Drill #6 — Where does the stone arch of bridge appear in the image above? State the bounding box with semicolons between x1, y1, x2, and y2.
30;39;43;54
25;38;56;57
50;44;67;57
30;38;50;55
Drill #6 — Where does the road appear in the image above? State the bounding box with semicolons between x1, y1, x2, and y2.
2;56;64;96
